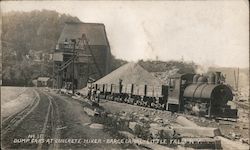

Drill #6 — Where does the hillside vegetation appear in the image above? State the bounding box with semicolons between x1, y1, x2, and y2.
138;60;197;73
2;10;80;86
138;60;197;83
2;10;125;86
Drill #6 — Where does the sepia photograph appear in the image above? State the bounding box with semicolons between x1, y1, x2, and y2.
1;0;249;149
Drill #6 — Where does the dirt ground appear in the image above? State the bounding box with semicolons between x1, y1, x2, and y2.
49;92;126;149
1;87;36;119
2;89;135;149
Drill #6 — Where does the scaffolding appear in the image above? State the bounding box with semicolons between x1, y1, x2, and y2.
53;34;103;93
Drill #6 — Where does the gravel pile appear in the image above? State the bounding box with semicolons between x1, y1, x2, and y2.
79;62;164;95
95;62;163;86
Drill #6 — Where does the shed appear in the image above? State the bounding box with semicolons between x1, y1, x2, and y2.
37;77;50;87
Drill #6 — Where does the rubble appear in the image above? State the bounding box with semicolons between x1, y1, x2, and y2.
132;112;138;116
139;116;150;122
119;116;131;121
173;127;221;138
229;132;241;140
129;122;142;132
235;122;249;130
149;126;174;139
89;123;104;129
82;123;91;126
150;123;160;128
240;138;249;144
118;131;135;139
217;136;249;150
98;99;248;149
175;116;198;127
154;117;164;123
107;113;114;118
83;107;99;116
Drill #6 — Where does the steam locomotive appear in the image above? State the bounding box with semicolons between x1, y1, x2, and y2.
91;72;237;118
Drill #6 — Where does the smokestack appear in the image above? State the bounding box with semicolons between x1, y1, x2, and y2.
215;72;221;84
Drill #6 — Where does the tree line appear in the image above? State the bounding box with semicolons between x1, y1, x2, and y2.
2;10;80;86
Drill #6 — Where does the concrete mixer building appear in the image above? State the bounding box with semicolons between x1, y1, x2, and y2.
53;22;111;89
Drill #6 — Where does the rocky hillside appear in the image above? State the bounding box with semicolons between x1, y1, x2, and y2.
138;60;197;84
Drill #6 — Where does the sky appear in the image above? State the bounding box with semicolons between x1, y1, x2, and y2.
1;0;249;68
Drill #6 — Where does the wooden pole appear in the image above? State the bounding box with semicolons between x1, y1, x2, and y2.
237;67;239;91
53;61;55;89
234;70;237;91
72;40;76;94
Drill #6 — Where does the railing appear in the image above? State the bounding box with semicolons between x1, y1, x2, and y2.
58;56;75;71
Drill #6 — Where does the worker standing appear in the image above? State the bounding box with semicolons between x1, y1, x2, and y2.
96;88;101;103
91;87;96;101
87;86;91;100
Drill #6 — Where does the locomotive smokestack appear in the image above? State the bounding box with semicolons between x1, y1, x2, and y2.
215;72;221;84
197;75;208;84
208;72;215;84
193;74;201;84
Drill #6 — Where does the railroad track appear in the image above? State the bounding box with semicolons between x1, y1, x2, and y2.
37;90;61;150
2;89;61;150
2;89;41;136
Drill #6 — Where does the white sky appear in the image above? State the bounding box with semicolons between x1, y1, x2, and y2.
1;0;249;68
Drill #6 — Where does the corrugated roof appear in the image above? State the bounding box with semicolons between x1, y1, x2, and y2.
58;22;109;46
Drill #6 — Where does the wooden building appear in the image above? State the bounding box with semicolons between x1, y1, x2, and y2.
37;77;50;87
53;22;111;89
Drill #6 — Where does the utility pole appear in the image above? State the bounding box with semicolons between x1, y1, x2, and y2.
72;39;76;95
237;67;239;91
234;70;237;91
87;53;90;84
53;61;54;89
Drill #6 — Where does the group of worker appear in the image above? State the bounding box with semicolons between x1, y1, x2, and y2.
87;86;101;103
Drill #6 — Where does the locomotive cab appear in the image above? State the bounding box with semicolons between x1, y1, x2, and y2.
166;73;195;112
